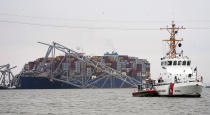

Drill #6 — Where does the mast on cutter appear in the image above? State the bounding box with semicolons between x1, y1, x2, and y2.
160;21;185;58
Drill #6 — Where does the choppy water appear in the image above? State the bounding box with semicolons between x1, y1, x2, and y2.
0;88;210;115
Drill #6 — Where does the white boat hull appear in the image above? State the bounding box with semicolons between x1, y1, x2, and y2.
154;82;203;97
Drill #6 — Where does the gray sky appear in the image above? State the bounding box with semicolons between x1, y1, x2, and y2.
0;0;210;83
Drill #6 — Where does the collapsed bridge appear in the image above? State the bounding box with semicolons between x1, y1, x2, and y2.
0;64;16;89
16;42;150;89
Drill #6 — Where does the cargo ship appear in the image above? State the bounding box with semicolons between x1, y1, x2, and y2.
16;52;150;89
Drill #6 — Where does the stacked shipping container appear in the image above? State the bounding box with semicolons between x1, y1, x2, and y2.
23;52;150;79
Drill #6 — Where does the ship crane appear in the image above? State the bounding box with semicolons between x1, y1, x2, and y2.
34;41;140;88
0;64;16;89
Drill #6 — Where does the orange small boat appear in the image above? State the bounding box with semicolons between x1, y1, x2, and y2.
132;89;158;97
132;83;158;97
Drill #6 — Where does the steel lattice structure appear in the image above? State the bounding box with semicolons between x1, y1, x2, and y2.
22;42;141;88
0;64;16;88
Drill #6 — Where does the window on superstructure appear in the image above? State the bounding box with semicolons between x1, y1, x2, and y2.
178;61;182;65
183;61;186;65
187;61;191;66
168;61;172;66
173;61;177;66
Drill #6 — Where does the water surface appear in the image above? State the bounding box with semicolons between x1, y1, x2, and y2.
0;88;210;115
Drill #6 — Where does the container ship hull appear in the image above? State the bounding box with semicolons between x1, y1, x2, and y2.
18;76;77;89
17;75;142;89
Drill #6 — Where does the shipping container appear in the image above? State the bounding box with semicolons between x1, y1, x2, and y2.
128;70;133;76
24;64;29;71
111;62;117;69
56;56;65;61
141;63;146;72
86;68;92;76
75;61;81;73
141;72;146;77
109;56;115;62
106;63;112;66
137;72;141;77
118;57;123;60
117;62;121;71
137;64;142;71
146;68;150;72
126;63;131;68
121;69;127;72
132;71;137;77
28;61;35;70
47;57;52;61
119;55;128;58
62;63;70;71
96;68;102;73
121;63;126;68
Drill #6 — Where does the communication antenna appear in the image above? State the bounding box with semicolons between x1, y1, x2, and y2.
160;21;185;58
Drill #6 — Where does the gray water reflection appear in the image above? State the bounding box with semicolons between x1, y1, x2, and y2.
0;88;210;115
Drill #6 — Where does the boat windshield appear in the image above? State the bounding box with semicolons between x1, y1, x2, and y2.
168;61;172;66
173;61;177;66
187;61;191;66
161;62;164;66
183;61;186;65
178;61;182;65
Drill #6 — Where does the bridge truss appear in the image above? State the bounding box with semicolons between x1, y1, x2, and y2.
22;42;141;88
0;64;16;88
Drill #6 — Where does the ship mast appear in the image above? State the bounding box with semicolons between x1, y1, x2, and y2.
161;21;185;58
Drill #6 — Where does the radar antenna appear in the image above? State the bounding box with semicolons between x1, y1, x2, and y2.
160;21;185;58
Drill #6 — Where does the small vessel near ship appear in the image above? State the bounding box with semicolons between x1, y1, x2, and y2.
132;89;157;97
154;21;203;97
132;80;158;97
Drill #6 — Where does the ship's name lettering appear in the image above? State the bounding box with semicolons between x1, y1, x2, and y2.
158;90;166;92
175;90;181;92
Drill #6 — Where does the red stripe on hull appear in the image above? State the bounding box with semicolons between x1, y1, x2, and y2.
169;83;174;96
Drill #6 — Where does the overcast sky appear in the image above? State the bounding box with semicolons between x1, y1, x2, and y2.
0;0;210;83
